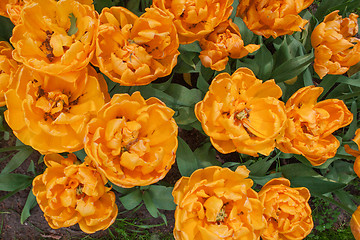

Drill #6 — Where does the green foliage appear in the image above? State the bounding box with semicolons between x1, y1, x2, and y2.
67;13;78;36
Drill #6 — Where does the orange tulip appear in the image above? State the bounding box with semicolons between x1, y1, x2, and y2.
4;65;109;154
195;67;287;156
32;153;118;234
172;166;267;240
84;91;178;188
259;178;313;240
0;41;18;107
276;86;353;166
344;128;360;178
10;0;98;75
311;10;360;79
351;206;360;240
199;19;260;71
152;0;233;44
236;0;314;38
94;6;179;86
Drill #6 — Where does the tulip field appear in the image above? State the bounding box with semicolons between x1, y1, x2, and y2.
0;0;360;239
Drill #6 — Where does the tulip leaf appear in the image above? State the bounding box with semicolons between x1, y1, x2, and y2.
142;191;160;218
281;163;321;179
272;52;314;83
194;142;221;168
0;16;14;41
119;189;143;210
179;42;202;53
289;176;346;195
325;160;357;184
247;151;281;176
0;174;33;191
67;13;78;36
1;148;33;174
176;137;200;177
147;185;176;211
334;189;357;213
253;44;273;80
20;189;37;224
249;172;282;186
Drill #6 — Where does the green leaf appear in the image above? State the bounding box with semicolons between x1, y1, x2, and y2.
119;189;143;210
179;42;202;53
0;145;31;153
1;148;33;174
176;137;199;177
20;190;37;224
325;161;357;184
67;13;78;36
27;160;35;175
147;185;176;211
142;191;160;218
294;154;336;169
194;142;221;168
281;163;320;178
334;189;357;213
74;148;87;161
290;176;346;195
0;16;14;41
0;174;33;192
272;52;314;83
249;172;282;186
93;0;120;14
164;84;203;107
247;151;280;176
253;45;273;80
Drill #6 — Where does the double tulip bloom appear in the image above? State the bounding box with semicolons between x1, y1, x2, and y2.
4;65;109;154
259;178;313;240
32;153;118;233
276;86;353;166
172;166;267;239
195;67;287;156
84;92;178;188
199;19;260;71
93;6;179;86
10;0;98;75
236;0;314;38
152;0;233;44
311;10;360;79
0;41;18;107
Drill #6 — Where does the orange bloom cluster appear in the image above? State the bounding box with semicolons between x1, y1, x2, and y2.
276;86;353;166
32;153;118;234
0;41;18;106
311;11;360;79
199;19;260;71
172;166;267;239
259;178;313;240
84;92;178;188
195;67;287;156
236;0;314;38
4;65;109;154
345;128;360;178
152;0;233;44
93;6;179;86
10;0;98;75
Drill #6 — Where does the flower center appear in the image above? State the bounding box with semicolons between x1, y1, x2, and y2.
34;84;80;121
216;207;227;222
235;108;250;120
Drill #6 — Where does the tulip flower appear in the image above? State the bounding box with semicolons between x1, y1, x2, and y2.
172;165;267;239
311;10;360;79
